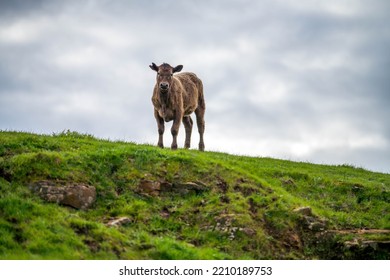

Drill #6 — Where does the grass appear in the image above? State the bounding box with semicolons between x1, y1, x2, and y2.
0;130;389;259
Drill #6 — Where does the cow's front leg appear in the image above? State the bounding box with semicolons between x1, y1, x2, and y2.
154;109;165;148
171;112;182;150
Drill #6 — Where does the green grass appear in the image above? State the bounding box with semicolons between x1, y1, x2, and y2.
0;130;389;259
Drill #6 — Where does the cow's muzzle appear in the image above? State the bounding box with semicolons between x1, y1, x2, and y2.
159;82;169;91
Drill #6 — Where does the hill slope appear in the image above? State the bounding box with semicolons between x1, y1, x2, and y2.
0;131;389;259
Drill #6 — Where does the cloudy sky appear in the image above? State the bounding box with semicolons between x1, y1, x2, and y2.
0;0;389;173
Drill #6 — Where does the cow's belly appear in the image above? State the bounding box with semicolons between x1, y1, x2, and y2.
159;108;175;122
184;105;196;116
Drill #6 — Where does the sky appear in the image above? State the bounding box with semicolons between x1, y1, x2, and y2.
0;0;389;173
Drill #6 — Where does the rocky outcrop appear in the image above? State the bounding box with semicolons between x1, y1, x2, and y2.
162;181;207;195
293;206;313;216
293;206;390;259
30;181;96;210
137;179;207;197
331;229;390;259
138;180;161;197
293;206;328;231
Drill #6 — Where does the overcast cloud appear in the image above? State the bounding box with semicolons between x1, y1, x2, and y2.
0;0;389;173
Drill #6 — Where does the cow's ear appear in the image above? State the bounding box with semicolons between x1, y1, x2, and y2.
173;65;183;73
149;63;159;72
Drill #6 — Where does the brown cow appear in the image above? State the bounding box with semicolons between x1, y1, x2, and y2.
149;62;205;151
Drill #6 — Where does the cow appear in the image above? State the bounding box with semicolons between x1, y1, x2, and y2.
149;62;205;151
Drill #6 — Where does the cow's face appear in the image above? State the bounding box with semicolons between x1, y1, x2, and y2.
149;63;183;93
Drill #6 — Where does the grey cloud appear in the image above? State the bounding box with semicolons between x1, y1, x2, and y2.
0;0;389;173
0;0;46;16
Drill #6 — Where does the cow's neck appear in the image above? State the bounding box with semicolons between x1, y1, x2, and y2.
159;90;170;107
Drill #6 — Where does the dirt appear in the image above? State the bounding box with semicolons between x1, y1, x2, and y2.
328;229;390;235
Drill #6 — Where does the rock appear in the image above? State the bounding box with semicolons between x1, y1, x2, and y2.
299;215;328;232
293;206;313;216
308;221;326;231
30;181;96;210
106;217;132;227
138;180;160;196
293;206;329;232
240;227;256;237
169;181;207;195
203;214;255;241
137;179;208;197
344;239;390;258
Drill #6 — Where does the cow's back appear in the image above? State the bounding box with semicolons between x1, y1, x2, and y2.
175;72;203;115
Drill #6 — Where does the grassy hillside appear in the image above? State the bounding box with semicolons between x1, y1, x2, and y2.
0;131;389;259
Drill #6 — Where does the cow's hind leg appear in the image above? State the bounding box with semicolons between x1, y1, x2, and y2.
183;116;193;149
195;107;205;151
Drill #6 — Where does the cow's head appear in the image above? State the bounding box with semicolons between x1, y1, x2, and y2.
149;63;183;93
